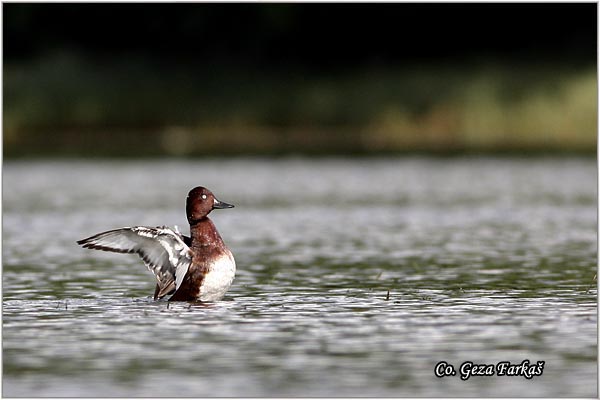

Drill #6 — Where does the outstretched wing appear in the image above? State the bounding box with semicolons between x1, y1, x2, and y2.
77;226;193;298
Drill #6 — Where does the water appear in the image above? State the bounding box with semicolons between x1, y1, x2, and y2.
3;157;597;397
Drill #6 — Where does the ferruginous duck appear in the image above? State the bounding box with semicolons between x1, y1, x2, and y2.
77;186;236;301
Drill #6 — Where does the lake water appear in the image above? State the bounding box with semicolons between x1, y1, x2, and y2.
2;157;597;397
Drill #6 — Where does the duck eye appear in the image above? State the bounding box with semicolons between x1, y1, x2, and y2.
201;194;207;200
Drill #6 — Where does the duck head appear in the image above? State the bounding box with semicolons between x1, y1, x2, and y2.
186;186;234;224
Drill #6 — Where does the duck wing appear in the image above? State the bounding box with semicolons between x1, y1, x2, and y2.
77;226;193;299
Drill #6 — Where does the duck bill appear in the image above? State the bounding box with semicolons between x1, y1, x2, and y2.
213;198;234;209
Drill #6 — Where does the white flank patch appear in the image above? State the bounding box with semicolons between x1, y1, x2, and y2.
199;252;236;301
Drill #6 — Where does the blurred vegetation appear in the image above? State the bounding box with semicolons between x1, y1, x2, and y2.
4;54;596;157
3;3;596;157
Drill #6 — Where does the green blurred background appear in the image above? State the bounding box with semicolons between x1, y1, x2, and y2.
3;3;597;157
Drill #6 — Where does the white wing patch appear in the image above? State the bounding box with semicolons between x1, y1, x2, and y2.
77;226;193;294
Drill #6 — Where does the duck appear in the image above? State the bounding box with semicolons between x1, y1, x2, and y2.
77;186;236;302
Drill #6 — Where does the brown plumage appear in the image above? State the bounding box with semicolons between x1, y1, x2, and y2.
78;186;236;301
